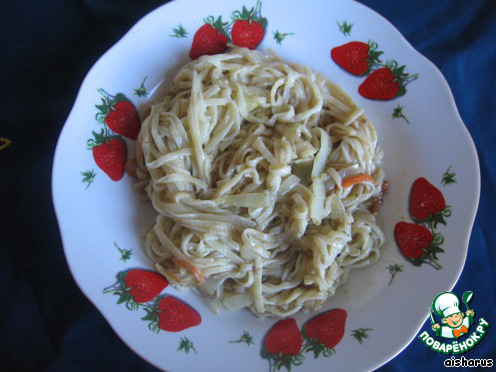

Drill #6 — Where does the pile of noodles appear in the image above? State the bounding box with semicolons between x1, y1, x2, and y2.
135;46;385;317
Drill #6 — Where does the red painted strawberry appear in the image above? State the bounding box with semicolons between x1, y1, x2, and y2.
189;16;230;60
261;318;304;371
358;60;418;100
103;269;169;310
303;308;347;358
125;270;169;303
331;40;382;76
394;222;444;269
231;0;267;50
95;89;140;140
410;177;451;228
143;296;201;333
87;130;126;181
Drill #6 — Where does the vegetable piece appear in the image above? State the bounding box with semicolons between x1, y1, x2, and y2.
338;173;375;190
125;157;137;177
310;176;326;225
217;192;270;208
369;180;389;213
311;129;331;178
292;162;312;186
223;292;253;312
173;257;206;285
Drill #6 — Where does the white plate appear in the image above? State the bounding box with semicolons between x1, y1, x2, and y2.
52;0;480;370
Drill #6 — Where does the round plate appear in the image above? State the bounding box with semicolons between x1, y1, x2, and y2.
52;0;480;370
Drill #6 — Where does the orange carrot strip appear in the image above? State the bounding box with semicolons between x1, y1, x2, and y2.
125;157;137;177
341;173;375;188
335;173;375;192
173;257;206;285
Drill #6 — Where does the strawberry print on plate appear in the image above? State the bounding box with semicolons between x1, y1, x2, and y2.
331;40;383;76
261;318;304;371
143;296;202;333
189;1;268;60
303;308;347;358
95;89;140;140
260;309;348;370
394;176;452;269
104;268;202;334
86;89;141;182
189;16;231;59
230;0;267;49
104;269;169;309
331;40;418;100
87;130;126;181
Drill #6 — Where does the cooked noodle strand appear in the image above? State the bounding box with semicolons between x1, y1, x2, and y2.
136;46;385;317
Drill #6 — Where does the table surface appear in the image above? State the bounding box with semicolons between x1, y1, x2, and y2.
1;0;494;370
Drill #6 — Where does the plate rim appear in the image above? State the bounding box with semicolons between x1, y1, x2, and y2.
51;0;481;370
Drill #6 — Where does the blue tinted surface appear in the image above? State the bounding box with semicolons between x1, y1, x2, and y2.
0;1;493;370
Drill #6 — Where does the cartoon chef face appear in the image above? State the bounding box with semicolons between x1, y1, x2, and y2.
433;292;464;329
442;311;464;328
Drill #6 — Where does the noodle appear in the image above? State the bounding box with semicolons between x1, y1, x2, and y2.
136;46;385;317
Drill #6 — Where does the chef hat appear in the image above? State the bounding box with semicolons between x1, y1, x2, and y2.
432;292;461;318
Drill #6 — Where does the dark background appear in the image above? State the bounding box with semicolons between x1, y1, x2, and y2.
1;0;494;370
